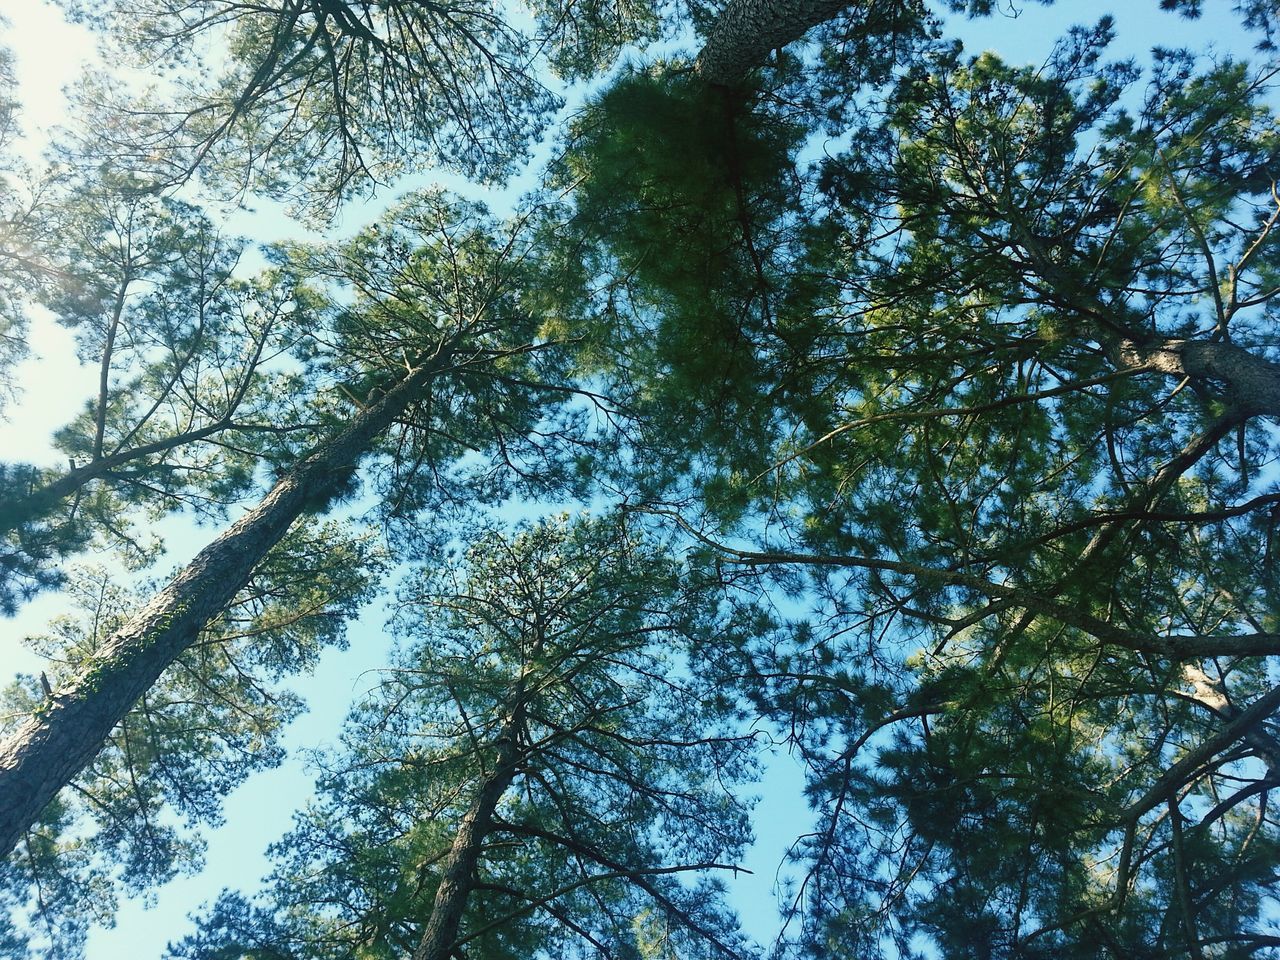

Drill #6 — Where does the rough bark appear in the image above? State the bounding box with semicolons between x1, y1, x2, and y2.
0;353;450;859
412;710;524;960
694;0;858;87
1119;337;1280;419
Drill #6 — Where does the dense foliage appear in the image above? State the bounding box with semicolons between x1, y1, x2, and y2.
1;1;1278;958
172;516;755;960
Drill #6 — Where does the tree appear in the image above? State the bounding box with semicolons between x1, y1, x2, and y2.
693;0;925;88
0;520;380;958
691;0;1280;91
565;12;1280;957
0;192;580;864
171;515;756;960
0;40;21;380
0;39;60;411
6;0;1280;954
1159;0;1280;48
0;182;314;612
58;0;670;213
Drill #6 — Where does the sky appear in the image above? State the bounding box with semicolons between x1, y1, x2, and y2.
0;0;1271;957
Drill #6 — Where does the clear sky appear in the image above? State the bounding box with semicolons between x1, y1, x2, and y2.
0;0;1270;957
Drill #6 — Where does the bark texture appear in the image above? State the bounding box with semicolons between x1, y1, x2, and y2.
694;0;857;87
1119;337;1280;418
411;711;524;960
0;356;448;858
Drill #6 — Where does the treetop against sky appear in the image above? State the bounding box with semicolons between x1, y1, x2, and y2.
1;0;1280;958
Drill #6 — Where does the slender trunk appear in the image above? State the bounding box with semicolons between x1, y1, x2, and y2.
93;279;129;461
0;354;449;858
0;421;231;536
412;711;524;960
694;0;858;87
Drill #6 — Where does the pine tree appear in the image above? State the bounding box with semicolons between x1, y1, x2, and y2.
0;521;380;957
0;183;310;612
0;193;581;864
60;0;671;212
171;515;756;960
0;42;56;410
5;1;1280;955
567;14;1280;956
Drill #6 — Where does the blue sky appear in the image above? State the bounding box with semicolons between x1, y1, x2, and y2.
0;0;1271;956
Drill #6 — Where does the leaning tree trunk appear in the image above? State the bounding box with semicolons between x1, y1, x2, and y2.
0;351;453;859
412;708;525;960
694;0;860;87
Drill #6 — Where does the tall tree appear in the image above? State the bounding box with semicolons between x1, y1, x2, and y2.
0;192;580;863
568;14;1280;957
7;0;1280;954
0;520;379;958
59;0;670;212
759;36;1280;959
0;183;314;612
0;40;60;411
0;40;26;400
171;515;756;960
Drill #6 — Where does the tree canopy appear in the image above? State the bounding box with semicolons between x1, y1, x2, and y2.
172;515;755;960
1;1;1279;958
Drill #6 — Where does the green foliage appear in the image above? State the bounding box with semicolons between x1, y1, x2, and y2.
60;0;669;214
526;0;669;78
0;180;321;612
0;42;34;408
0;186;602;959
668;25;1280;958
6;4;1280;958
568;68;793;382
564;66;845;498
174;515;755;960
542;10;1280;956
0;464;92;614
0;520;383;959
1156;0;1280;47
279;191;593;538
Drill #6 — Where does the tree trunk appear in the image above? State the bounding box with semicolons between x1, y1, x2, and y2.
694;0;857;87
0;352;451;859
411;712;524;960
1119;337;1280;419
